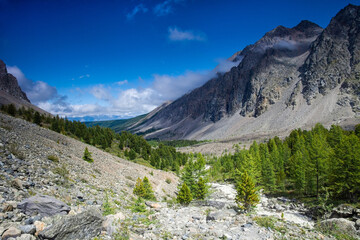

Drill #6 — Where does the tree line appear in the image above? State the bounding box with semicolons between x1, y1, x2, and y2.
209;123;360;202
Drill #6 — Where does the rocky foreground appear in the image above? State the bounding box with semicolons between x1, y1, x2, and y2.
1;112;360;240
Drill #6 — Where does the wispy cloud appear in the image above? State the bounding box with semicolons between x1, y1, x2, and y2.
115;80;128;86
79;74;90;79
153;0;184;16
168;26;206;42
126;3;148;20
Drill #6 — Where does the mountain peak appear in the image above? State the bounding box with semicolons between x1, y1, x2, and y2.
293;20;321;32
0;59;7;75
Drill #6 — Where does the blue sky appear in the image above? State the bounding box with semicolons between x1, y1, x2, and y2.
0;0;357;120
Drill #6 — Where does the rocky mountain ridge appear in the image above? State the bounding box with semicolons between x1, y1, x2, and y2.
133;4;360;141
0;60;50;115
0;60;29;103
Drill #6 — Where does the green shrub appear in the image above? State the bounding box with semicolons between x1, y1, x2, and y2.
165;178;171;184
102;193;116;216
52;164;69;179
47;155;59;163
131;197;147;213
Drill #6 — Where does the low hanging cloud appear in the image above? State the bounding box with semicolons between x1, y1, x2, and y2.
168;26;206;42
126;3;148;20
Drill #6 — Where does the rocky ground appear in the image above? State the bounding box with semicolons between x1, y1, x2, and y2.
1;112;360;240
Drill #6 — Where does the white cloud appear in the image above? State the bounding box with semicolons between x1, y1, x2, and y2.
89;84;113;101
6;56;243;120
168;26;206;42
115;80;128;86
153;0;184;16
126;4;148;20
7;66;59;104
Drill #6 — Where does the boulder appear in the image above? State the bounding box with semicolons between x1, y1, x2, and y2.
18;195;70;217
330;204;355;218
16;234;36;240
12;178;23;190
34;221;46;236
356;219;360;230
1;227;21;240
19;225;36;235
102;211;126;236
320;218;357;237
38;208;103;240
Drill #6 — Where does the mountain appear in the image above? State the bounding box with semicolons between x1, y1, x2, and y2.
130;4;360;140
0;59;50;115
0;59;30;103
85;101;172;133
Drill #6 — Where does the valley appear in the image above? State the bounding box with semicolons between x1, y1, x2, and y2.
0;3;360;240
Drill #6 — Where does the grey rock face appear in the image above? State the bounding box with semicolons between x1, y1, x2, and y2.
0;60;30;103
17;195;70;217
38;208;103;240
301;4;360;104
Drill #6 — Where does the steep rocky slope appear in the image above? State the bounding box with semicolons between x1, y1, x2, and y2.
0;112;178;239
134;4;360;141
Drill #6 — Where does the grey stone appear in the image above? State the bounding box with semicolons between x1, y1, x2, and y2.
15;234;36;240
38;208;103;240
206;209;237;221
19;225;36;235
330;204;355;218
320;218;357;237
355;219;360;229
17;195;70;217
194;200;225;209
1;227;21;240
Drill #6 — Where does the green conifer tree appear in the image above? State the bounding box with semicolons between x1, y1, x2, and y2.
83;147;93;163
142;176;156;200
129;149;136;160
235;171;259;211
33;112;42;125
133;177;145;197
7;104;17;116
195;177;207;200
177;183;192;205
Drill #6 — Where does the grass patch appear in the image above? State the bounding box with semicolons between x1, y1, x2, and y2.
254;216;276;229
52;164;69;179
8;143;25;160
47;155;59;163
165;178;171;184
